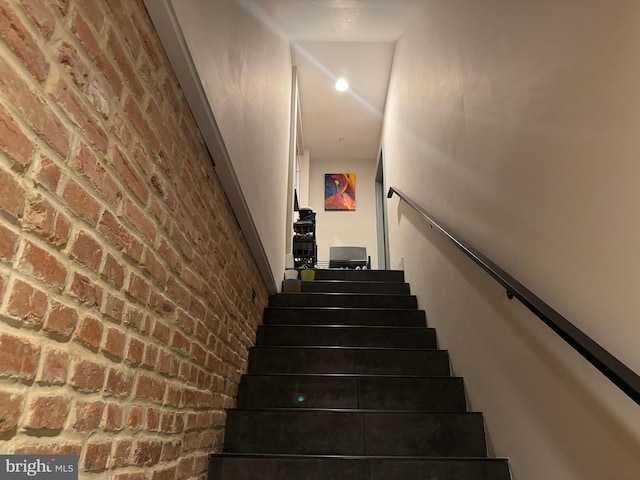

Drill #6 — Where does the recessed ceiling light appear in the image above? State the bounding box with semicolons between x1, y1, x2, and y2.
335;78;349;92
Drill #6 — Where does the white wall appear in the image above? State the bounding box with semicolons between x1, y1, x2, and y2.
308;157;378;268
384;1;640;479
168;0;293;286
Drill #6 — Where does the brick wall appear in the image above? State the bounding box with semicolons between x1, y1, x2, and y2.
0;0;269;478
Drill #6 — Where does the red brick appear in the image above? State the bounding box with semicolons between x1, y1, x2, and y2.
152;466;177;480
103;293;124;323
18;240;67;289
148;291;175;317
98;210;142;262
106;0;141;57
132;142;151;176
123;306;144;332
181;266;202;294
14;442;81;455
70;272;103;308
0;103;33;169
25;194;71;247
132;439;162;466
111;439;132;468
6;279;48;327
0;390;23;432
0;55;69;156
126;272;149;304
176;310;195;339
58;41;89;87
158;238;180;272
156;348;178;377
20;0;56;40
114;474;146;480
33;155;61;191
78;0;104;31
190;342;207;367
0;0;49;82
24;394;70;430
102;327;125;360
189;296;206;322
70;359;105;392
127;404;143;430
171;330;190;357
85;441;111;472
145;405;159;431
102;253;125;290
160;411;175;433
87;79;110;118
36;347;68;385
0;167;25;220
165;277;189;309
50;78;108;152
74;144;121;206
142;249;167;285
106;368;134;397
111;112;133;149
62;179;101;224
124;199;156;243
70;230;102;271
170;223;193;260
0;332;40;381
145;98;169;150
125;337;144;366
112;144;148;204
124;96;160;153
74;315;102;349
104;402;123;431
43;303;78;338
152;321;170;344
135;373;165;403
0;223;18;264
165;384;182;409
176;456;194;480
70;11;122;95
161;440;182;461
73;400;104;432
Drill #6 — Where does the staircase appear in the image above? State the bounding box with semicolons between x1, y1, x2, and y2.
209;269;511;479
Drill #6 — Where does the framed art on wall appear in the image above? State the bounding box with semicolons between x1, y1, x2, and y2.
324;173;356;211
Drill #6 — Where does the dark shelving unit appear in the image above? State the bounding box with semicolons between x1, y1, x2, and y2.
293;212;316;268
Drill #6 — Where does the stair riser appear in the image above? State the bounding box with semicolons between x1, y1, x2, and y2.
238;376;466;411
256;326;437;348
225;411;487;457
248;348;451;376
210;457;511;480
263;308;427;327
269;293;417;309
313;270;405;282
301;281;410;294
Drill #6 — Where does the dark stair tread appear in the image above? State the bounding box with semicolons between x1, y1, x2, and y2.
224;410;487;456
263;307;427;327
237;374;467;410
312;269;405;282
301;280;411;294
256;325;437;348
248;347;451;375
229;408;478;414
269;293;418;309
209;454;511;480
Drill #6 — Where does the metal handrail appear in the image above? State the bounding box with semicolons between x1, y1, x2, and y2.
388;186;640;406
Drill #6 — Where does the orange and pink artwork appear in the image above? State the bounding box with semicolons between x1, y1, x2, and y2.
324;173;355;211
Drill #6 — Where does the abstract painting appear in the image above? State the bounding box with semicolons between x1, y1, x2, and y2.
324;173;356;211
